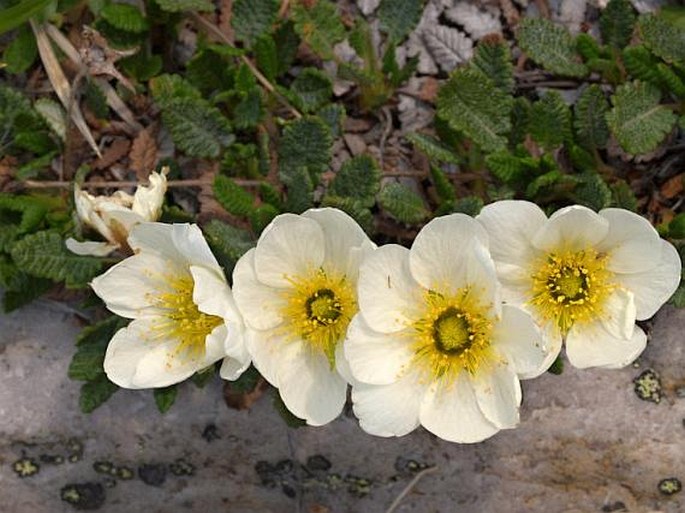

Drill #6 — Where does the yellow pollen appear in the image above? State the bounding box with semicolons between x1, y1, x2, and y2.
529;248;613;335
280;268;356;366
411;287;494;386
148;274;223;363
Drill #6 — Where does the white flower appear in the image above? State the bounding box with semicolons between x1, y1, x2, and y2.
344;214;547;443
66;169;168;256
91;222;249;388
477;201;682;369
232;208;374;426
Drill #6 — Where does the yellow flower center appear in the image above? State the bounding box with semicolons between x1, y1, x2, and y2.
281;268;356;366
529;248;613;335
411;287;494;385
149;274;223;362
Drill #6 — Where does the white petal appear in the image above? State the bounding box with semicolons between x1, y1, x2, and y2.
477;200;546;265
171;224;222;271
128;222;179;258
601;288;636;340
532;205;609;252
65;238;117;256
189;265;232;319
492;304;548;379
470;361;521;429
132;170;167;221
335;340;355;385
344;315;415;385
100;206;145;240
302;208;373;277
566;321;646;369
254;214;325;287
232;249;286;330
598;208;663;273
219;319;251;381
351;372;424;437
245;327;291;387
357;244;422;333
409;214;491;294
419;373;500;443
614;240;682;320
278;345;348;426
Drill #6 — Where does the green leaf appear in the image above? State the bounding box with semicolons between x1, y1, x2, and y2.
379;183;428;225
273;21;300;77
203;219;255;272
233;0;279;45
525;169;562;198
254;35;278;82
291;0;345;60
69;316;127;381
150;74;203;104
574;84;610;150
671;281;685;308
328;154;380;208
213;175;255;216
429;165;456;203
576;33;603;61
282;167;314;213
510;97;532;146
528;91;572;150
606;80;677;155
249;204;279;234
191;365;216;388
622;44;662;84
258;182;282;210
119;52;163;82
10;231;103;288
377;0;422;42
320;196;374;234
154;0;212;12
439;196;484;217
290;68;332;113
0;193;49;233
3;25;37;73
228;365;261;392
406;132;461;165
278;116;332;187
154;386;177;413
80;376;118;413
610;180;638;211
656;63;685;98
1;268;52;312
669;213;685;239
517;18;588;77
100;3;149;33
639;13;685;64
572;172;612;211
471;37;514;93
317;103;346;139
600;0;636;49
161;97;234;158
0;0;53;35
436;68;513;152
234;90;264;129
547;356;564;375
83;80;109;120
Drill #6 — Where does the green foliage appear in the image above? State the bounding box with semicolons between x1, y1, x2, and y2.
517;18;588;77
119;52;163;82
574;85;610;150
273;21;300;77
406;132;461;165
317;103;346;138
639;13;685;64
436;68;512;152
203;219;255;272
0;0;52;35
250;204;279;234
154;386;177;413
600;0;636;49
233;0;279;46
153;0;212;12
10;231;103;288
0;84;49;156
471;37;514;93
622;44;662;84
377;0;422;42
379;183;428;225
150;74;202;102
0;261;52;312
327;155;380;208
0;193;50;234
3;25;37;74
291;0;345;60
80;376;119;413
233;90;264;130
83;80;109;120
528;91;572;151
610;180;638;211
69;316;128;381
446;196;484;217
289;68;333;113
572;172;612;211
213;175;255;216
606;81;677;155
428;166;456;203
100;3;149;33
668;214;685;239
320;195;374;234
254;35;278;82
656;63;685;98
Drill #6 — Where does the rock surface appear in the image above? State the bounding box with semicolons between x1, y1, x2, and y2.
0;300;683;513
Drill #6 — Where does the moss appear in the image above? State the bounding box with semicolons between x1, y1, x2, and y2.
12;457;39;478
633;368;662;403
658;477;682;496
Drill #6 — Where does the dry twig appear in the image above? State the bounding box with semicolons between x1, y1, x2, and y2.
385;466;438;513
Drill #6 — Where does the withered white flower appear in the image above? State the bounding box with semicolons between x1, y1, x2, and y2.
91;222;249;388
477;201;682;369
344;214;547;443
66;169;167;256
232;208;374;426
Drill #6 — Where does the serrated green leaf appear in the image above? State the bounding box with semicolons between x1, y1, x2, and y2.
119;51;163;82
669;213;685;239
161;97;234;158
610;180;638;211
0;0;53;35
186;48;236;97
80;375;118;413
429;165;456;203
517;18;588;77
283;166;314;213
320;196;374;234
150;74;203;104
254;34;278;83
213;175;255;216
278;116;332;187
379;182;428;225
154;0;212;12
0;84;46;152
574;84;610;150
510;96;532;146
291;0;345;60
436;68;512;152
3;25;37;74
622;44;662;84
656;63;685;98
438;196;483;217
671;281;685;308
525;169;562;198
154;386;177;413
1;269;52;312
576;33;603;61
529;91;572;150
69;316;127;381
100;3;149;33
93;18;145;49
250;204;279;234
273;21;300;77
328;154;380;207
83;80;109;120
406;132;461;165
572;172;612;210
317;103;346;138
606;80;676;155
471;37;514;93
203;219;255;272
290;68;332;113
377;0;422;43
234;90;264;130
233;0;279;46
10;231;103;288
639;13;685;64
600;0;636;49
0;193;50;234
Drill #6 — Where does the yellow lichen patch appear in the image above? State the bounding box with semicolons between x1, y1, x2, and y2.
411;287;495;385
280;267;356;365
147;274;223;362
529;247;613;335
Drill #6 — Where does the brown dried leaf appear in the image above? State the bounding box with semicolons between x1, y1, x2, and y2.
129;125;159;180
418;76;439;103
79;26;136;92
661;173;683;200
223;378;268;411
93;138;131;170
